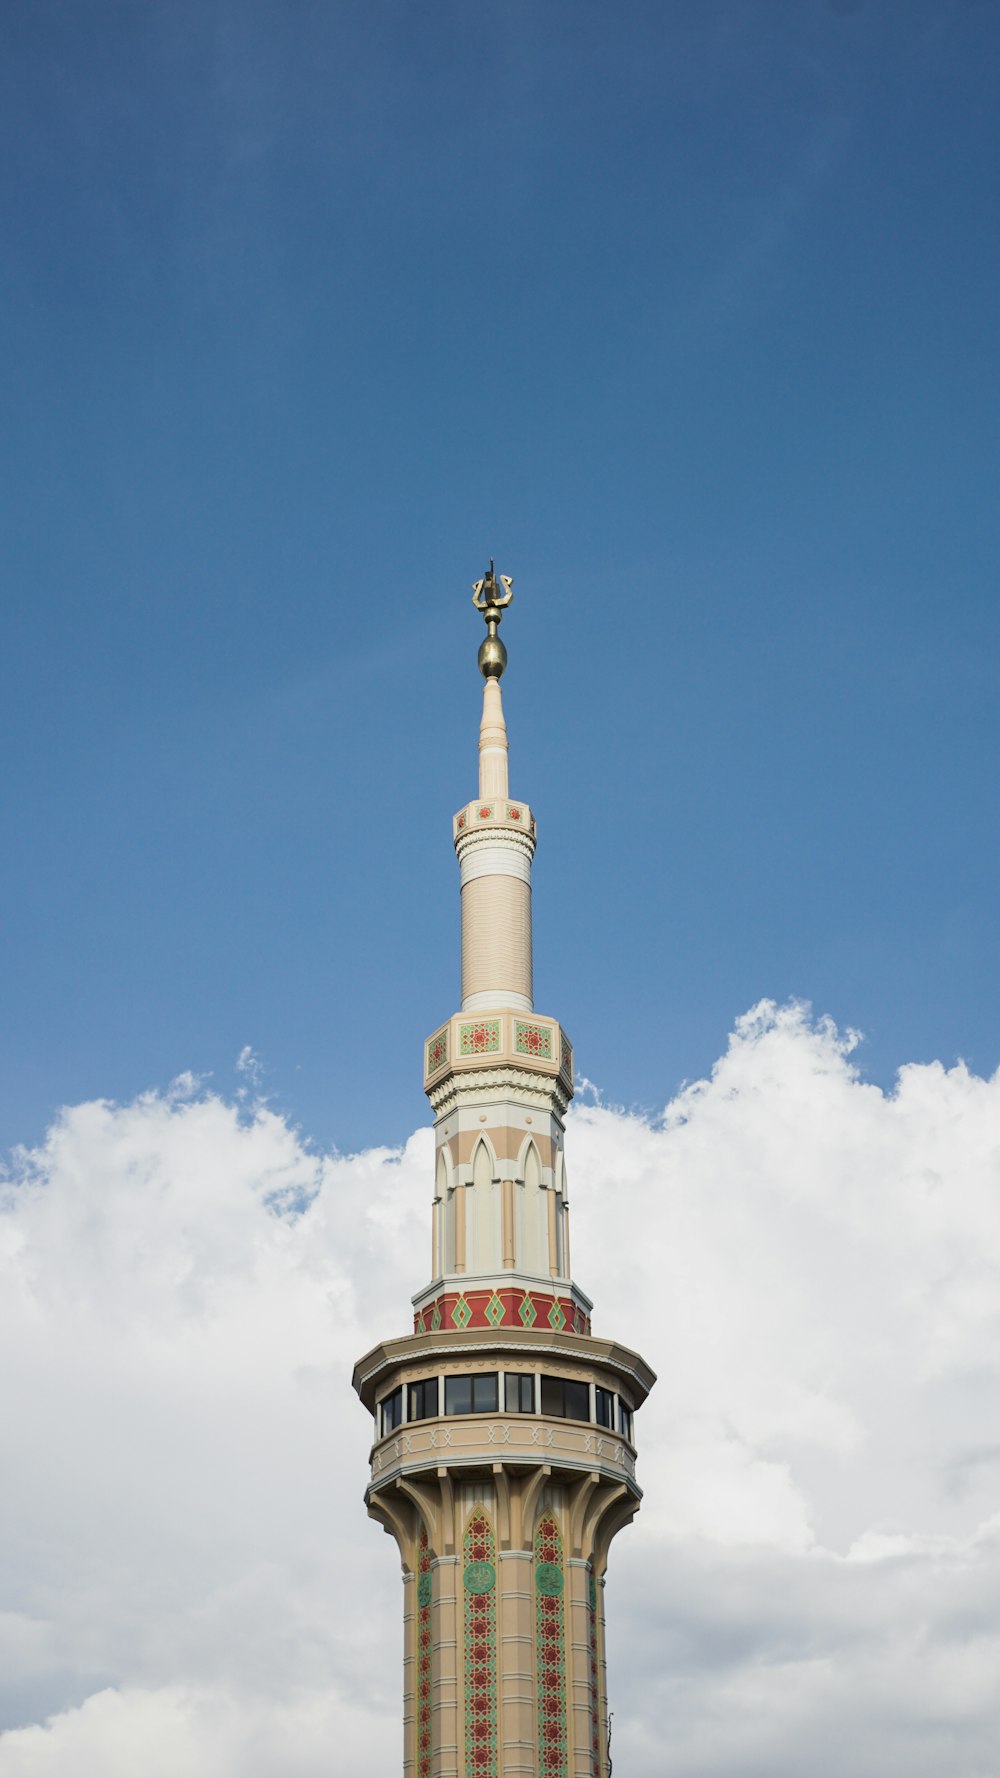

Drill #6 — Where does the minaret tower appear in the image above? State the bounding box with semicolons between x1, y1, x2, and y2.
353;567;655;1778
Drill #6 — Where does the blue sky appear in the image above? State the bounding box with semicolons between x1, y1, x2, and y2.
3;0;998;1157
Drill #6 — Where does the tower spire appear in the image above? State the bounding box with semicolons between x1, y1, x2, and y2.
478;676;508;800
472;563;513;801
352;564;655;1778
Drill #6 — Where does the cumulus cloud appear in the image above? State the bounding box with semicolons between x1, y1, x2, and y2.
2;1002;999;1775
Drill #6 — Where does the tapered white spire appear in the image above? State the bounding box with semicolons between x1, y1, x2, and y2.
454;566;535;1013
478;677;509;799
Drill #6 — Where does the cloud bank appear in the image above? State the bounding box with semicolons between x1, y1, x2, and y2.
2;1002;999;1775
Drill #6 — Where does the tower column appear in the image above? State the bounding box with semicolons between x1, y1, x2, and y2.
403;1571;417;1778
434;1550;460;1778
498;1548;535;1774
459;822;534;1012
353;565;654;1778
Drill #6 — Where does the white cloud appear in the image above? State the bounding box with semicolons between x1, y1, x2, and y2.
2;1001;999;1775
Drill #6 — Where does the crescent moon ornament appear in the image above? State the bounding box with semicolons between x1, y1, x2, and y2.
471;560;514;679
471;559;514;611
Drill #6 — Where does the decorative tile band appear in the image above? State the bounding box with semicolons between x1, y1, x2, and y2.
426;1026;449;1076
485;1291;505;1327
417;1532;433;1778
413;1288;589;1336
514;1021;553;1060
425;1015;573;1085
535;1515;568;1778
458;1019;501;1057
452;800;536;841
464;1511;498;1778
587;1566;600;1778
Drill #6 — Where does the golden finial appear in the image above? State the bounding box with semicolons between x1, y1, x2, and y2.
471;559;514;680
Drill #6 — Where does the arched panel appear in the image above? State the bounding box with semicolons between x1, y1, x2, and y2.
516;1138;548;1275
470;1138;500;1274
435;1149;450;1275
555;1148;571;1278
443;1179;456;1274
472;1135;495;1189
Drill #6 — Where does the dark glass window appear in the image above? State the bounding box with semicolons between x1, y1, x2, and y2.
505;1373;534;1413
540;1375;590;1422
444;1374;472;1416
444;1373;499;1416
595;1386;615;1429
472;1373;499;1413
540;1374;565;1418
564;1379;590;1422
408;1378;439;1422
380;1386;403;1436
618;1400;633;1443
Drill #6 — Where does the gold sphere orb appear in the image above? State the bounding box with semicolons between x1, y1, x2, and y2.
478;633;507;679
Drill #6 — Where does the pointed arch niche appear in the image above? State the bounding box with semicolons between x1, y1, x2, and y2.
468;1135;501;1276
553;1145;569;1278
437;1146;456;1275
515;1137;548;1276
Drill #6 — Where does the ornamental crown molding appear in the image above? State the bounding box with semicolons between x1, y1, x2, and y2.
427;1065;571;1117
455;825;536;867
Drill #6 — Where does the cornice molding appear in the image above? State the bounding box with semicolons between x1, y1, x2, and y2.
455;823;536;865
428;1065;570;1117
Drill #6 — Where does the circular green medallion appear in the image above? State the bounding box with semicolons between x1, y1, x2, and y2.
417;1572;432;1609
535;1561;564;1597
463;1560;496;1594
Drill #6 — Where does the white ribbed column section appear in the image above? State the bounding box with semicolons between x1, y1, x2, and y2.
457;678;537;1013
